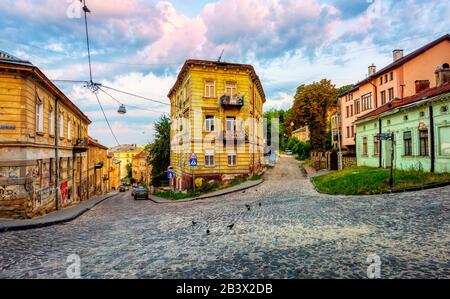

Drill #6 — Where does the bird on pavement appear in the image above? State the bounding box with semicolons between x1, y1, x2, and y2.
245;204;251;211
258;202;262;207
242;190;246;193
227;223;235;230
206;229;210;235
192;221;197;226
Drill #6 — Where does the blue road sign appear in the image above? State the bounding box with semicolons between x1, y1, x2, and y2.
167;171;174;179
189;153;198;167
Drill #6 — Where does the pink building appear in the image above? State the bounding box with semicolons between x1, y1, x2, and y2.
338;34;450;151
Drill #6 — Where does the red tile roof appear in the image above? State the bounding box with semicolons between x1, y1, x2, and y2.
356;82;450;122
340;34;450;97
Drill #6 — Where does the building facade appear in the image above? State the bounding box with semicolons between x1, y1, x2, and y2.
355;68;450;173
109;144;143;180
0;51;92;219
169;59;266;191
132;150;151;186
291;126;310;143
338;34;450;151
88;137;109;197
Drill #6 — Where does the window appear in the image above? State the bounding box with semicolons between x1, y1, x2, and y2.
362;137;368;156
204;115;215;132
225;82;237;98
361;93;372;111
387;119;391;125
390;72;394;81
346;126;350;138
419;111;425;117
49;107;55;135
226;117;236;132
384;74;388;83
351;126;355;137
380;91;386;105
350;105;353;116
204;149;215;167
388;88;394;101
374;136;379;156
441;106;448;113
404;131;412;156
439;126;450;156
355;99;361;114
380;77;383;85
419;129;429;156
204;80;215;98
67;118;72;140
59;111;64;138
36;100;44;132
228;153;237;166
346;106;349;118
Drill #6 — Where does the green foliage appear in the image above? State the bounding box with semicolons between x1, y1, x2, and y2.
286;137;312;160
337;84;354;95
147;114;171;186
125;162;132;179
312;167;450;195
155;191;192;200
286;79;338;150
199;181;220;193
251;174;262;181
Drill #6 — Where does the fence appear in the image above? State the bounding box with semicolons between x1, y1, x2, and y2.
310;151;357;171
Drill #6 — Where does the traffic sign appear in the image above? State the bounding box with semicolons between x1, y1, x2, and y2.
376;133;394;141
189;153;198;167
167;171;174;179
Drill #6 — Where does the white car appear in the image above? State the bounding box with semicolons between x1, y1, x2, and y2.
286;150;293;155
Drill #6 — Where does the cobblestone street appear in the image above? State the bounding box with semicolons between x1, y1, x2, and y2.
1;156;449;279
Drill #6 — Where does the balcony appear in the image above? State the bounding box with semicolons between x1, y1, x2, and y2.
221;130;249;143
94;161;104;169
73;137;88;154
220;95;244;108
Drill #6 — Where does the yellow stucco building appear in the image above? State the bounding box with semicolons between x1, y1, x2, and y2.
0;51;92;218
109;144;143;181
132;150;151;186
168;59;266;191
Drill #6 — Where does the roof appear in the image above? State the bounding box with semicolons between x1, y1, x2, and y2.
0;50;91;124
167;59;266;101
340;34;450;97
88;137;108;150
356;82;450;122
133;150;148;160
109;144;142;153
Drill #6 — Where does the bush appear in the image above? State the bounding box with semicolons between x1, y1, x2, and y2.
286;137;312;160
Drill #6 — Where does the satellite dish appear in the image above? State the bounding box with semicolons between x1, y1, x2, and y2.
118;104;127;114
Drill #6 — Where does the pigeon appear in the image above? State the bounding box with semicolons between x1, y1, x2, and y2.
242;190;246;193
227;223;235;230
206;229;210;235
258;202;262;207
245;204;251;211
192;221;197;226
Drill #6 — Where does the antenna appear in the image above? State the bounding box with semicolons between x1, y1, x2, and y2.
218;48;225;62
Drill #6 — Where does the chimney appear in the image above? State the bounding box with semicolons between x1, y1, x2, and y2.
393;49;404;62
368;64;376;76
435;63;450;87
415;80;430;94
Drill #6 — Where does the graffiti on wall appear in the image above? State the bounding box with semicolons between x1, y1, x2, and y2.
35;186;54;207
60;181;68;205
0;186;18;201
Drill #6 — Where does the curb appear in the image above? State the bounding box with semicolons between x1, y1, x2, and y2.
0;193;119;233
149;179;264;204
309;176;450;196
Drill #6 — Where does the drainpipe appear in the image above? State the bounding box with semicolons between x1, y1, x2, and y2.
55;97;60;210
429;105;435;173
369;80;378;108
379;118;382;168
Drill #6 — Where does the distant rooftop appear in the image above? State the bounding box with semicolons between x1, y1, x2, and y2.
109;144;143;153
0;50;33;67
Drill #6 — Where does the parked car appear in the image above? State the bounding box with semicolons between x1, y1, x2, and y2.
131;185;143;196
286;149;293;155
119;185;127;192
134;187;149;200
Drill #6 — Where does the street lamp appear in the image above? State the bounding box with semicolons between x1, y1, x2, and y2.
117;104;127;115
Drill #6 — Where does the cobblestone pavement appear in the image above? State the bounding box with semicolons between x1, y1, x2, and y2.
1;156;449;279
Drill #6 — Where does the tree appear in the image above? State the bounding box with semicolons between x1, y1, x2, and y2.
125;162;132;179
337;84;354;95
286;79;338;150
147;114;171;186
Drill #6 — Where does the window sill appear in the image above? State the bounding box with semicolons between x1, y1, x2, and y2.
36;131;45;136
49;134;55;138
203;96;217;100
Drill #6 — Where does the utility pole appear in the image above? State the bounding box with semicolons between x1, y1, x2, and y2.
389;132;395;189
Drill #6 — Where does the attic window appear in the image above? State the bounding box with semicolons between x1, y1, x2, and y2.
387;119;391;125
404;115;408;121
419;111;425;117
441;106;448;113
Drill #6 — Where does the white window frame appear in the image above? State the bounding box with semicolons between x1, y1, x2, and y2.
225;81;237;98
228;153;237;166
204;149;215;167
67;117;72;140
226;117;236;132
204;115;215;132
49;107;55;135
205;80;215;98
36;100;44;132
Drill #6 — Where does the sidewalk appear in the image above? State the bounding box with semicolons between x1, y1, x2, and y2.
0;192;119;233
149;179;264;203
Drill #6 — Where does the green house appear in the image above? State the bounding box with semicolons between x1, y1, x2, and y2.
355;81;450;173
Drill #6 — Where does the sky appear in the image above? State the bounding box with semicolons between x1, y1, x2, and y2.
0;0;449;147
